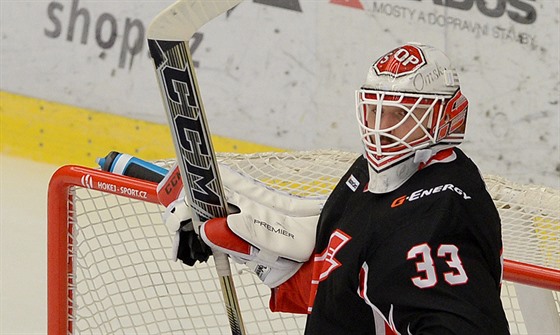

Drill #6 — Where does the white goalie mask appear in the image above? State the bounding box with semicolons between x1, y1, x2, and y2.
356;43;468;193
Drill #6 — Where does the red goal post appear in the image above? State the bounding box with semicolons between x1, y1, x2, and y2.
48;150;560;334
48;165;159;335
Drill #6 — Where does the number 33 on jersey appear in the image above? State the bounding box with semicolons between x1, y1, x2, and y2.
307;229;470;311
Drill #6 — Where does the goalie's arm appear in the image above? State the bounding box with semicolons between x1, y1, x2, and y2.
164;207;315;314
165;169;324;311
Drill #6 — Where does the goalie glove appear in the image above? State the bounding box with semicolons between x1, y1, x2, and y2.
200;217;303;288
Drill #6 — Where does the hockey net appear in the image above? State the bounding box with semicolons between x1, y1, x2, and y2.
48;150;560;334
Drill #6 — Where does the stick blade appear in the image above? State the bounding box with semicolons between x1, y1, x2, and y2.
147;0;243;40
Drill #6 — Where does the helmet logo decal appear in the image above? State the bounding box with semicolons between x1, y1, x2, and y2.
373;45;426;77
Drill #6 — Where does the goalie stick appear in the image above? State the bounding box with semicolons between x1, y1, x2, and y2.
146;1;246;334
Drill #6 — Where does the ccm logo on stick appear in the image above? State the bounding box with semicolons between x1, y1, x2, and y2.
152;40;222;212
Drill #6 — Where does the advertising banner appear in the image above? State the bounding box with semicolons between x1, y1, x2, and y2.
1;0;558;186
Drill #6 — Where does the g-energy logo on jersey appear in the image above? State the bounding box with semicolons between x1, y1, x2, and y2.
391;183;471;208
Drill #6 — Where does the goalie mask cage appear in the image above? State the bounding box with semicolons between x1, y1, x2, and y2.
48;150;560;335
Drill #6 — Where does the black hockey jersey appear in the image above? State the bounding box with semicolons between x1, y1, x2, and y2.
305;148;509;335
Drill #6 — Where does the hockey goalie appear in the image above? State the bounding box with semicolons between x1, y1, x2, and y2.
164;43;510;335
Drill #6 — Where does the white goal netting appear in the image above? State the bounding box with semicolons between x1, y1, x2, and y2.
48;150;559;334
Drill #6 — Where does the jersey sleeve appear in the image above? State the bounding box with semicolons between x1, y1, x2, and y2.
269;258;314;314
269;157;367;315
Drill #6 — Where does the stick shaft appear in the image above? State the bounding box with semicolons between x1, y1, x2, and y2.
148;36;246;335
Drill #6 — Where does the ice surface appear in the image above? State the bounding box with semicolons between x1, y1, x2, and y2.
1;154;57;334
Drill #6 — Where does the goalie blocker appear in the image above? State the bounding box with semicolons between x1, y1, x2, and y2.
164;164;322;289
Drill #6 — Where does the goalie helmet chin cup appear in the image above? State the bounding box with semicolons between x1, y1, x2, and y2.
366;148;435;194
